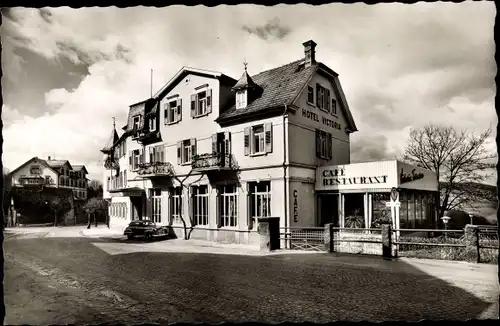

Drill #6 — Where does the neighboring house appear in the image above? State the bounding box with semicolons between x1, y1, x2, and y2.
102;40;359;244
7;156;90;225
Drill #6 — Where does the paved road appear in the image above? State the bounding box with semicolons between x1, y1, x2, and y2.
4;231;499;324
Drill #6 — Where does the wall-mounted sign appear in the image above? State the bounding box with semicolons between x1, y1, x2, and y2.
293;190;299;223
322;168;388;186
301;109;342;131
390;187;399;201
400;168;424;184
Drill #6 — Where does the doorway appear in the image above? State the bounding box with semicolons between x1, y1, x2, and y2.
319;194;339;227
130;196;144;221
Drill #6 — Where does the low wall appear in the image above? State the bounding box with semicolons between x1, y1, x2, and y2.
170;226;260;245
333;231;382;255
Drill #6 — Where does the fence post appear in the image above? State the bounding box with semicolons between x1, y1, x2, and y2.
324;223;334;253
382;224;392;259
464;224;479;263
258;217;280;252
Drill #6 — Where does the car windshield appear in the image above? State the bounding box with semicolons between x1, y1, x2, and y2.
129;220;154;226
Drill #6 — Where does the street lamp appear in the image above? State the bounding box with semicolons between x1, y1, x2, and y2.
468;213;474;225
441;215;451;239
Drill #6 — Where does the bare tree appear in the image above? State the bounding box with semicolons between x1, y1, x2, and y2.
402;124;496;218
173;170;204;240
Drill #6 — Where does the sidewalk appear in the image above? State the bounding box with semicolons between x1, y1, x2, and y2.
80;225;125;239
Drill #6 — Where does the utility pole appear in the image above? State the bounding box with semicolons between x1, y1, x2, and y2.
150;69;153;98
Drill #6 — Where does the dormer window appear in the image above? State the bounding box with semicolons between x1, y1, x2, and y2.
236;90;247;109
133;115;141;131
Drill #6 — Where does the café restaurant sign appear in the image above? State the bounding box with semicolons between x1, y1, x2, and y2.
316;162;395;191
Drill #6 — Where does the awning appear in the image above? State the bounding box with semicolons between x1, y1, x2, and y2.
109;187;145;197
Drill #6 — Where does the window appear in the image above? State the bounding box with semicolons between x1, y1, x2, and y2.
165;99;182;124
244;123;272;156
149;117;156;131
170;187;183;225
249;181;271;227
331;98;337;115
131;149;141;170
307;86;314;104
315;129;332;160
148;147;156;163
133;115;141;131
30;165;41;175
177;139;196;165
192;185;209;226
191;89;212;118
316;84;331;113
236;90;247;109
154;145;165;163
150;189;162;224
219;185;238;227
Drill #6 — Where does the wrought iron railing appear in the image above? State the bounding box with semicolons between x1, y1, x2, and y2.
136;161;174;177
104;155;119;170
18;177;52;186
192;152;233;170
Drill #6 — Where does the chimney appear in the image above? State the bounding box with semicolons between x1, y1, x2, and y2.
303;40;317;68
48;156;51;161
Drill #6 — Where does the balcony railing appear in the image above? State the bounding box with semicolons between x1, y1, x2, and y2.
18;176;52;186
192;152;234;171
136;161;174;178
104;155;119;170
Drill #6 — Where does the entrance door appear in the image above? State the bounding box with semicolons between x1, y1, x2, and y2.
130;196;143;221
319;194;339;227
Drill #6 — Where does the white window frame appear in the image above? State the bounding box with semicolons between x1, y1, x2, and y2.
251;125;266;155
182;140;192;164
250;182;272;226
171;187;183;225
236;90;247;109
149;117;156;131
193;185;209;226
133;150;140;170
196;91;208;116
150;189;162;224
220;185;238;228
166;100;179;124
133;115;141;130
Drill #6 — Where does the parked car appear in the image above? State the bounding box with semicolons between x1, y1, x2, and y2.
124;220;168;240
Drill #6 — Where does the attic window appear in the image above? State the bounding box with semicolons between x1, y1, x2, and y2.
236;90;247;109
133;115;141;131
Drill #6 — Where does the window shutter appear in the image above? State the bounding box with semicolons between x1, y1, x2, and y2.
177;99;182;121
212;133;218;154
264;123;273;153
207;89;212;114
128;151;132;166
325;89;331;112
224;131;231;154
190;138;197;157
160;147;165;163
244;127;250;156
327;133;333;160
190;94;196;117
315;129;321;158
216;188;221;228
140;148;145;163
164;103;169;124
316;83;321;107
177;141;182;165
247;189;253;230
331;99;337;116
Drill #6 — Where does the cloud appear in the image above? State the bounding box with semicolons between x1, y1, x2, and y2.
1;3;496;184
242;17;291;41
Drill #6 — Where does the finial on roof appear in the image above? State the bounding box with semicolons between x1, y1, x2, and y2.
243;59;248;72
112;117;116;129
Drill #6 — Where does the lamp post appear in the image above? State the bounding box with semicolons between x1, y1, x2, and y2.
441;215;450;240
468;213;474;225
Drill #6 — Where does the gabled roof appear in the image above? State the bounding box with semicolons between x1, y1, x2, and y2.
215;59;358;132
46;159;73;170
72;165;89;174
7;157;59;177
101;127;119;154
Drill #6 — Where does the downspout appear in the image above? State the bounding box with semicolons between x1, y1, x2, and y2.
283;105;289;242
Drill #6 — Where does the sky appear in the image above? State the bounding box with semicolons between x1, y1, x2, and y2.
1;3;497;184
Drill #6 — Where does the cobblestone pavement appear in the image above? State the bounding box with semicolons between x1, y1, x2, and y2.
4;233;499;324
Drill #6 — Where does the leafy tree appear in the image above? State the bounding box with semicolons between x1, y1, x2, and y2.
82;197;108;228
402;124;496;218
87;179;103;199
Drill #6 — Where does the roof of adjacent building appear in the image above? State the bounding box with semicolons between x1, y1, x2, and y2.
101;128;120;153
46;159;70;168
8;157;87;177
72;165;89;174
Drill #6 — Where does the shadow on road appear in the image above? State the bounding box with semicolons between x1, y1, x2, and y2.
4;236;499;322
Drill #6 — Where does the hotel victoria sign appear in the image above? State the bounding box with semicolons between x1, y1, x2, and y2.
301;108;342;131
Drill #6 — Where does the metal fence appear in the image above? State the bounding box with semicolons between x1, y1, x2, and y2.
477;226;498;264
280;227;325;251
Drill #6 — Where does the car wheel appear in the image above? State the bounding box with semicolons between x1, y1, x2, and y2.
127;235;133;240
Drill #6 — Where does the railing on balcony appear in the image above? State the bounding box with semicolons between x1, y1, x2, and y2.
18;176;52;186
104;155;119;170
192;152;233;171
136;161;174;177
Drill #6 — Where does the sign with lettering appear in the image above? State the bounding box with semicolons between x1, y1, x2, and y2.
293;190;299;223
390;188;399;201
302;109;342;131
399;168;424;184
321;168;388;187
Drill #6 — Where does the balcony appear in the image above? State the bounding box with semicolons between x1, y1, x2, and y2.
18;176;52;187
136;161;174;178
137;130;161;145
192;152;234;172
104;155;119;170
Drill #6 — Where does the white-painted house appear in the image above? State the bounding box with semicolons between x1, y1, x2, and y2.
102;40;438;244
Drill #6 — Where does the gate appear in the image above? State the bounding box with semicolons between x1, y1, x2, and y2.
280;227;325;251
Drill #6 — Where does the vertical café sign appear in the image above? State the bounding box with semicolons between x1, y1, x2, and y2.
293;190;299;223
